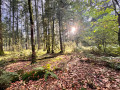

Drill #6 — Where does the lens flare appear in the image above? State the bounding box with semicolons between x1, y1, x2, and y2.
71;27;76;33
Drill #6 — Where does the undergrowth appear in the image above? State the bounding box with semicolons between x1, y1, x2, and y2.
0;70;19;90
21;67;57;82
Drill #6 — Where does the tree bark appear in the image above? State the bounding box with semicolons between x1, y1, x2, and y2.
16;0;19;45
0;0;4;55
9;0;11;51
35;0;40;49
52;17;55;53
118;14;120;46
28;0;36;64
47;17;50;53
41;0;47;51
12;0;15;51
58;7;63;53
112;0;120;46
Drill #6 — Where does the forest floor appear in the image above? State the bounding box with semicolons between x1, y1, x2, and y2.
3;51;120;90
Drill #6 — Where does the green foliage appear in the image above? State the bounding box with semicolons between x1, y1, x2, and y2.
43;64;51;70
16;69;24;76
21;67;57;82
44;71;57;81
22;70;45;81
73;47;82;52
107;62;120;70
0;60;8;67
91;45;120;56
80;88;86;90
0;70;19;90
106;46;120;56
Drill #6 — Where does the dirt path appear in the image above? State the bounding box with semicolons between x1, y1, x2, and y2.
6;53;120;90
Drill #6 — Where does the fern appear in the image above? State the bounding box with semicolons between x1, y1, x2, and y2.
80;88;86;90
47;71;58;79
22;67;58;81
0;71;19;89
44;71;49;81
44;71;58;81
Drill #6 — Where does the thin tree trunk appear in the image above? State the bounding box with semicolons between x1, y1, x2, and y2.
41;0;46;51
25;13;28;49
112;0;120;46
9;0;11;51
47;17;50;53
118;14;120;46
58;9;63;53
35;0;40;50
12;0;15;51
0;0;4;55
28;0;36;64
25;16;29;49
21;20;23;50
16;1;19;45
52;17;55;53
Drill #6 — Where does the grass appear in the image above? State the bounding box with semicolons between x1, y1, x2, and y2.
0;49;47;61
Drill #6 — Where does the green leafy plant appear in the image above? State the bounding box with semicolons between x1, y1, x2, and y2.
0;60;7;67
107;62;120;70
21;67;57;82
0;71;19;90
80;88;86;90
44;70;57;81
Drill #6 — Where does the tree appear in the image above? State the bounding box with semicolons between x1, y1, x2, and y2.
0;0;4;55
44;0;51;53
28;0;36;64
52;16;55;53
112;0;120;46
57;0;64;53
35;0;40;49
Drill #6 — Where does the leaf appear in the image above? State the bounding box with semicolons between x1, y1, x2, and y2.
48;71;58;79
44;71;49;81
44;71;58;81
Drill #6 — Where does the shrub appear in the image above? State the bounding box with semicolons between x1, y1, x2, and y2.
22;70;45;81
0;60;8;67
0;75;11;90
107;62;120;70
73;47;81;52
22;67;57;82
0;71;19;90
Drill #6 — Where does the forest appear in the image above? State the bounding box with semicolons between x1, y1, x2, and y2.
0;0;120;89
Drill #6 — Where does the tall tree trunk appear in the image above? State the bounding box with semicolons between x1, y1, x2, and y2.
52;17;55;53
25;13;27;49
118;14;120;46
58;8;63;53
35;0;40;49
12;0;15;51
21;20;23;50
47;17;50;53
28;0;36;64
41;0;46;51
0;0;4;55
9;0;11;51
112;0;120;46
25;16;29;49
16;0;19;46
